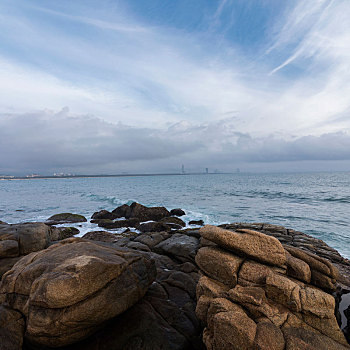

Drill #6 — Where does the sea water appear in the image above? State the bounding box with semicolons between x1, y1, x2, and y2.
0;172;349;259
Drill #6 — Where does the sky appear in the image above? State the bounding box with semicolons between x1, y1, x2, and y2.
0;0;350;175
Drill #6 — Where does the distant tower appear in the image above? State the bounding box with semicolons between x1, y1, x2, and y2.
181;164;185;174
205;168;209;174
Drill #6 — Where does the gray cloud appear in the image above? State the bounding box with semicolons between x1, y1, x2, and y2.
1;109;349;175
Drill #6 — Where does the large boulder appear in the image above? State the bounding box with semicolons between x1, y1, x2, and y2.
0;222;67;278
129;202;170;222
46;213;87;225
200;225;286;266
0;238;156;348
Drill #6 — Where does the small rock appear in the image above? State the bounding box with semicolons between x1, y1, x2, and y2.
189;220;204;226
47;213;87;225
170;208;186;217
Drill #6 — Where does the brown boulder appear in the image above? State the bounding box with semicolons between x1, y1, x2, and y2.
91;210;115;220
82;231;118;243
111;204;132;218
138;221;171;233
195;246;243;287
200;225;286;266
0;305;25;350
254;319;285;350
0;238;156;347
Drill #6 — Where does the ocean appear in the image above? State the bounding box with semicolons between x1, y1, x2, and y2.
1;172;349;259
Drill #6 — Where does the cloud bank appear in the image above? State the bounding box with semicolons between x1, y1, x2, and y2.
1;109;350;175
0;0;349;174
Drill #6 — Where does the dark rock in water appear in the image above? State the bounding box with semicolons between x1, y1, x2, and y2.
82;231;118;243
46;213;87;225
56;227;80;240
112;204;132;219
159;216;186;228
91;210;115;220
0;238;156;348
129;202;170;222
0;220;7;225
98;218;140;229
138;221;171;233
189;220;204;226
170;208;186;217
0;305;25;350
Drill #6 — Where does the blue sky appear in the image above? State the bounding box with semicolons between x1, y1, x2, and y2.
0;0;350;174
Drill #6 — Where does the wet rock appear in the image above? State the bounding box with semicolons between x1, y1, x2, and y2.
138;221;171;233
98;218;140;229
129;202;170;222
189;220;204;226
0;238;156;347
159;216;186;228
46;213;87;225
56;227;80;240
91;210;115;220
111;204;132;218
170;208;186;217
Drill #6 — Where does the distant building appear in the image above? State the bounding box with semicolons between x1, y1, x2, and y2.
181;164;185;174
205;168;209;174
26;174;40;178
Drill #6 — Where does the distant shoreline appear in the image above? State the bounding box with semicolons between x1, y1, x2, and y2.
0;172;230;180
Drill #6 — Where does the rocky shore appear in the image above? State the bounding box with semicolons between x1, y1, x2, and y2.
0;202;350;349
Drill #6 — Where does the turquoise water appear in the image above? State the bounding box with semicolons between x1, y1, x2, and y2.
0;172;349;258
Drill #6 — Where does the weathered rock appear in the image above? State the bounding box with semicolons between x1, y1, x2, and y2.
205;298;257;350
98;218;140;229
196;224;349;350
0;238;156;347
0;222;63;262
0;305;25;350
286;252;311;283
200;225;286;267
285;246;338;279
196;275;229;299
134;232;171;249
170;208;186;217
138;221;171;233
283;327;350;350
91;210;115;220
82;231;118;243
129;202;170;222
265;273;302;312
46;213;87;224
111;204;132;218
159;216;186;228
0;239;18;258
254;319;285;350
56;226;80;240
196;246;243;287
154;233;199;263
